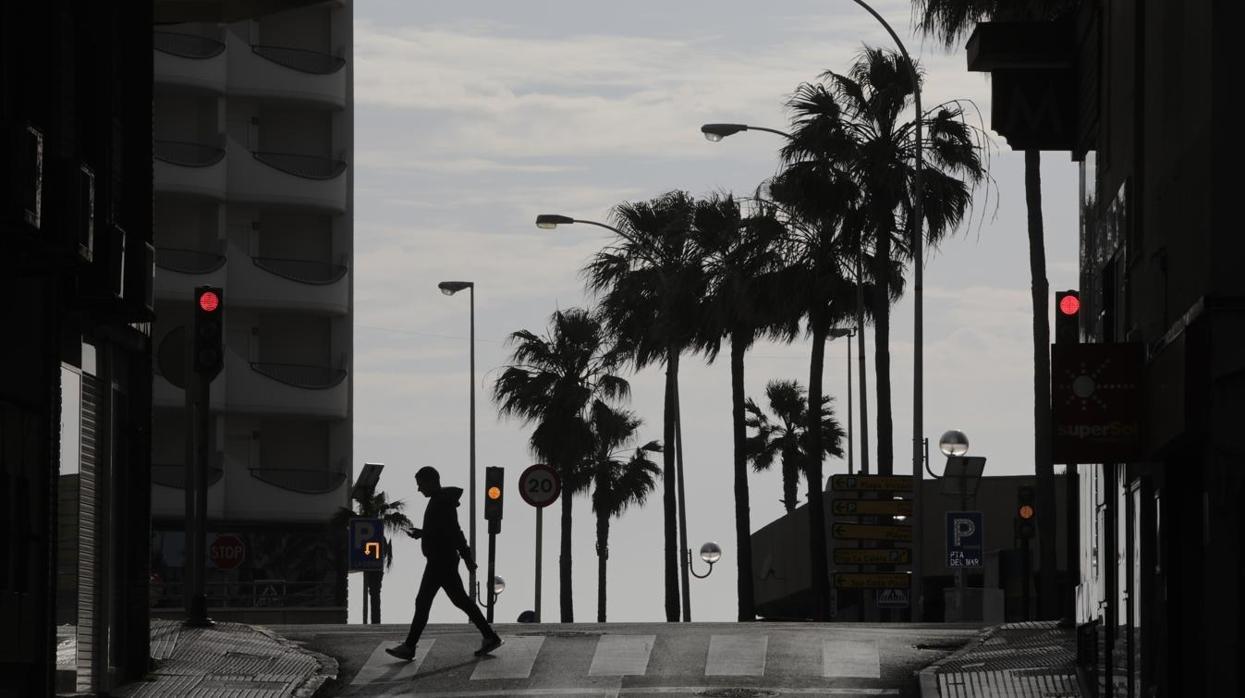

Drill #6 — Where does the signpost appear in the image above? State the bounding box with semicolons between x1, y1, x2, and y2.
519;464;559;622
876;588;909;608
834;572;911;589
835;548;911;565
832;499;913;516
945;512;984;569
832;522;913;542
209;534;245;571
348;518;384;572
830;474;914;492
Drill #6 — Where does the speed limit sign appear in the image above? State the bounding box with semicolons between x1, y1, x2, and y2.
519;464;560;508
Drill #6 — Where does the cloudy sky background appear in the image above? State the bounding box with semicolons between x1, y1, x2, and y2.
347;0;1080;625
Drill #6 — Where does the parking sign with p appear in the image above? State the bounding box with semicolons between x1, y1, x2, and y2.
945;511;983;568
349;517;385;572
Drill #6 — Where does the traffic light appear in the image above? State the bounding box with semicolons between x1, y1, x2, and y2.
193;286;224;378
484;466;504;524
1054;290;1080;344
1015;485;1036;539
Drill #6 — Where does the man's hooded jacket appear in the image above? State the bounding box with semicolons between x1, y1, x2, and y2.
419;486;472;564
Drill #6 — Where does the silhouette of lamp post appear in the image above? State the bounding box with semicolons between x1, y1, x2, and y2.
688;542;722;579
438;280;478;600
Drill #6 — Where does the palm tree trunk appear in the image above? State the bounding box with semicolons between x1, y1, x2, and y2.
596;513;609;622
1026;148;1058;618
559;482;574;622
662;349;680;622
782;454;799;512
855;253;871;474
367;571;382;624
872;234;894;475
729;336;756;621
805;314;832;621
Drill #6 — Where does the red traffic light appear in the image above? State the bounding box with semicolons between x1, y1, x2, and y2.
198;290;220;313
1018;504;1035;520
1058;294;1080;316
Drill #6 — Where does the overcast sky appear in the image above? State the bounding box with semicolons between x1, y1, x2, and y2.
348;0;1080;625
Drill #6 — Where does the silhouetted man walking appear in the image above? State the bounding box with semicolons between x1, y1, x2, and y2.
386;466;502;660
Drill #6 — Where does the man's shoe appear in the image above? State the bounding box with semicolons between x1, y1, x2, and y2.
474;635;503;656
385;643;416;661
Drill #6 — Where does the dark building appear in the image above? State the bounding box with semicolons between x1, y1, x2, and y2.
967;2;1243;696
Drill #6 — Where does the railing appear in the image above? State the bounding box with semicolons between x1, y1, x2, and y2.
155;247;226;274
249;468;347;495
152;463;224;489
252;256;348;285
251;151;346;180
153;31;225;59
151;579;338;609
154;140;225;167
249;362;347;389
250;45;345;75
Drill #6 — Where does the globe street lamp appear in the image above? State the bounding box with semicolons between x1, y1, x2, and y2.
438;280;478;601
688;542;722;579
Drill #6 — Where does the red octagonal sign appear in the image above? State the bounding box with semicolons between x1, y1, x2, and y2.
210;534;246;570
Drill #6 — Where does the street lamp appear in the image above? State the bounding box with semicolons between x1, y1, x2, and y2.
438;280;477;601
700;123;792;142
688;542;722;579
939;430;969;457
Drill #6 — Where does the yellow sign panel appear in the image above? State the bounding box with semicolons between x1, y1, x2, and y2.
831;522;912;542
834;548;912;565
831;499;913;516
831;475;914;492
834;572;911;589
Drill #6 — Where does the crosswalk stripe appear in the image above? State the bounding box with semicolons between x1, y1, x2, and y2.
704;634;768;676
588;634;655;676
822;639;881;678
388;688;900;697
469;635;543;680
349;639;436;685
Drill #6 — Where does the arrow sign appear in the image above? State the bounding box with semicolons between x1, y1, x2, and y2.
832;522;912;542
830;474;914;492
834;548;912;565
834;572;911;589
831;499;913;516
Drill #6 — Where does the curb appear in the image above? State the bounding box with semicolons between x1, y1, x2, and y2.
916;625;999;698
253;624;340;698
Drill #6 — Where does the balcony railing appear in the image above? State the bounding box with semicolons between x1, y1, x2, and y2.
252;256;348;285
249;468;347;495
154;31;225;59
152;463;224;489
251;45;345;75
155;247;226;274
251;151;346;180
249;362;347;389
155;140;226;168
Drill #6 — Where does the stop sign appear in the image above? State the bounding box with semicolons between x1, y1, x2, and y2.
210;534;246;570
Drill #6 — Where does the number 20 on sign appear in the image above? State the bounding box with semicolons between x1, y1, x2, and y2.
519;463;561;508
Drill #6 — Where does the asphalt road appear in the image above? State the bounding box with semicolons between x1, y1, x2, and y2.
269;621;981;697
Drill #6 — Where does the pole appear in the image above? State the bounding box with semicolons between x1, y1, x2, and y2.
675;412;691;622
185;374;212;627
847;331;854;475
534;507;543;623
1064;463;1078;623
469;286;477;601
486;530;497;623
855;255;870;475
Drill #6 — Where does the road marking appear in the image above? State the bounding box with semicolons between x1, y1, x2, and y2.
588;634;655;676
349;639;435;685
823;639;881;678
704;634;768;676
469;636;543;680
379;689;899;697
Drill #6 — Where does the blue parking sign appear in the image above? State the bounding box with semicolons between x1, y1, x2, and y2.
349;517;385;572
945;511;983;568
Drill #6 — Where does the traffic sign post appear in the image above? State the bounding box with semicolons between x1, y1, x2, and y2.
519;464;559;623
348;518;385;572
946;511;983;622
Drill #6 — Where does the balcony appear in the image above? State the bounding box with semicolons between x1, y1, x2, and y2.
154;247;228;302
226;31;346;109
224;348;348;419
222;455;348;522
226;138;347;213
226;243;348;315
151;458;226;520
154;31;227;94
154;139;227;200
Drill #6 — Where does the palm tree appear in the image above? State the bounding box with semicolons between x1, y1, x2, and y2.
745;380;846;512
781;48;986;474
492;307;630;623
584;400;662;622
584;190;707;622
913;0;1075;621
691;192;790;621
332;487;414;624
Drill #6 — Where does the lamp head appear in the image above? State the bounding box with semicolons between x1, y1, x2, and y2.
438;280;472;296
701;123;747;142
492;575;506;595
535;214;575;230
699;541;722;564
938;430;970;457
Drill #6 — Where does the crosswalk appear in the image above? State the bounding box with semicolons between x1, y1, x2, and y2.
346;630;889;695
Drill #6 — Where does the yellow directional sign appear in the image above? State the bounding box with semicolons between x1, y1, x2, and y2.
831;499;913;516
830;474;914;492
831;522;912;542
834;548;912;565
834;572;911;589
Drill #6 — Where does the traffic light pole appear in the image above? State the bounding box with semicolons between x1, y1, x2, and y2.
184;372;212;627
486;525;497;623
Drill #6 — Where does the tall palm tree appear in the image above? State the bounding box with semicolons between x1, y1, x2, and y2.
332;487;414;624
492;307;630;622
584;190;707;622
691;192;790;621
745;380;846;512
913;0;1075;621
781;48;985;474
584;400;662;622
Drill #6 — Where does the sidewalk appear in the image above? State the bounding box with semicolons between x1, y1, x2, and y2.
918;621;1083;698
60;619;337;697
